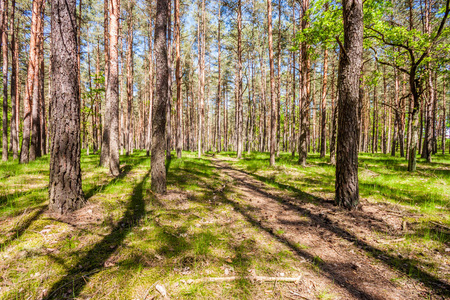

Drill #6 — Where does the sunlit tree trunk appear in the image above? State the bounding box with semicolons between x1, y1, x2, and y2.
335;0;363;209
126;1;133;156
175;0;182;158
267;0;276;166
49;0;85;214
108;0;120;176
151;0;168;193
320;48;328;158
10;0;19;160
298;0;310;166
100;0;110;166
1;0;8;161
20;0;44;164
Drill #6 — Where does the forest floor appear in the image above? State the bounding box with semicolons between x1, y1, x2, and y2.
0;150;449;299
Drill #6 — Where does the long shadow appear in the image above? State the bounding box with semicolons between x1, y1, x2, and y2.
0;205;47;251
0;187;48;209
44;170;150;299
214;162;450;298
84;155;148;200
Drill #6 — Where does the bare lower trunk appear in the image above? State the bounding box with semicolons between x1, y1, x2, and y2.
335;0;363;209
108;0;120;176
20;0;44;163
10;0;18;159
1;0;8;161
49;0;85;214
151;0;168;193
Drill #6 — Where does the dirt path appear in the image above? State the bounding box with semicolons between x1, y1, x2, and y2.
212;158;446;300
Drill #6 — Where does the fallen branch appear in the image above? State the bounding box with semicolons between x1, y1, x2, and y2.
429;221;450;232
188;275;302;284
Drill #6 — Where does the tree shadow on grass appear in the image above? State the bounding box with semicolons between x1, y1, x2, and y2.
84;156;149;200
215;163;450;298
44;170;150;299
0;187;48;209
0;205;47;251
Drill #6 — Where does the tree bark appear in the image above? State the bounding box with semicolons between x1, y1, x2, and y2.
320;48;328;158
329;55;337;165
151;0;168;194
10;0;18;160
100;0;110;166
20;0;44;164
126;1;133;156
335;0;363;209
108;0;120;176
216;2;222;153
1;0;8;161
267;0;276;166
146;17;154;157
49;0;85;214
298;0;310;166
175;0;182;158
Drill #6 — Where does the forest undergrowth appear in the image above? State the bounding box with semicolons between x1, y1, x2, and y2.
0;151;449;299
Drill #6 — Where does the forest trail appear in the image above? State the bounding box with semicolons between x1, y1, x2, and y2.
210;157;443;300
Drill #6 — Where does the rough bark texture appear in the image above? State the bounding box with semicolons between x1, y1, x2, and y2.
320;48;328;158
216;3;222;153
49;0;85;214
236;0;243;159
151;0;168;194
298;0;310;167
267;0;276;166
1;0;8;161
146;17;154;157
10;0;18;160
100;0;110;167
175;0;182;158
126;2;133;156
20;0;43;164
108;0;120;176
335;0;363;209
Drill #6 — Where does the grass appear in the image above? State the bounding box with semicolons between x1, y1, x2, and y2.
217;151;450;219
216;150;450;289
0;151;304;299
0;149;449;299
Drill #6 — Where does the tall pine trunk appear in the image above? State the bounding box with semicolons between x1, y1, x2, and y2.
151;0;168;193
49;0;85;214
108;0;120;176
20;0;44;164
335;0;363;209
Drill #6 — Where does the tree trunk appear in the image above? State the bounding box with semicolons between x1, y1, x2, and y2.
442;80;446;155
151;0;168;193
108;0;120;176
197;0;205;158
126;2;133;156
320;48;328;158
10;0;18;160
216;2;222;153
298;0;310;166
175;0;182;158
267;0;276;166
166;0;173;159
335;0;363;209
49;0;85;214
1;0;8;161
100;0;110;167
20;0;44;164
146;16;154;157
236;0;243;159
329;56;337;165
